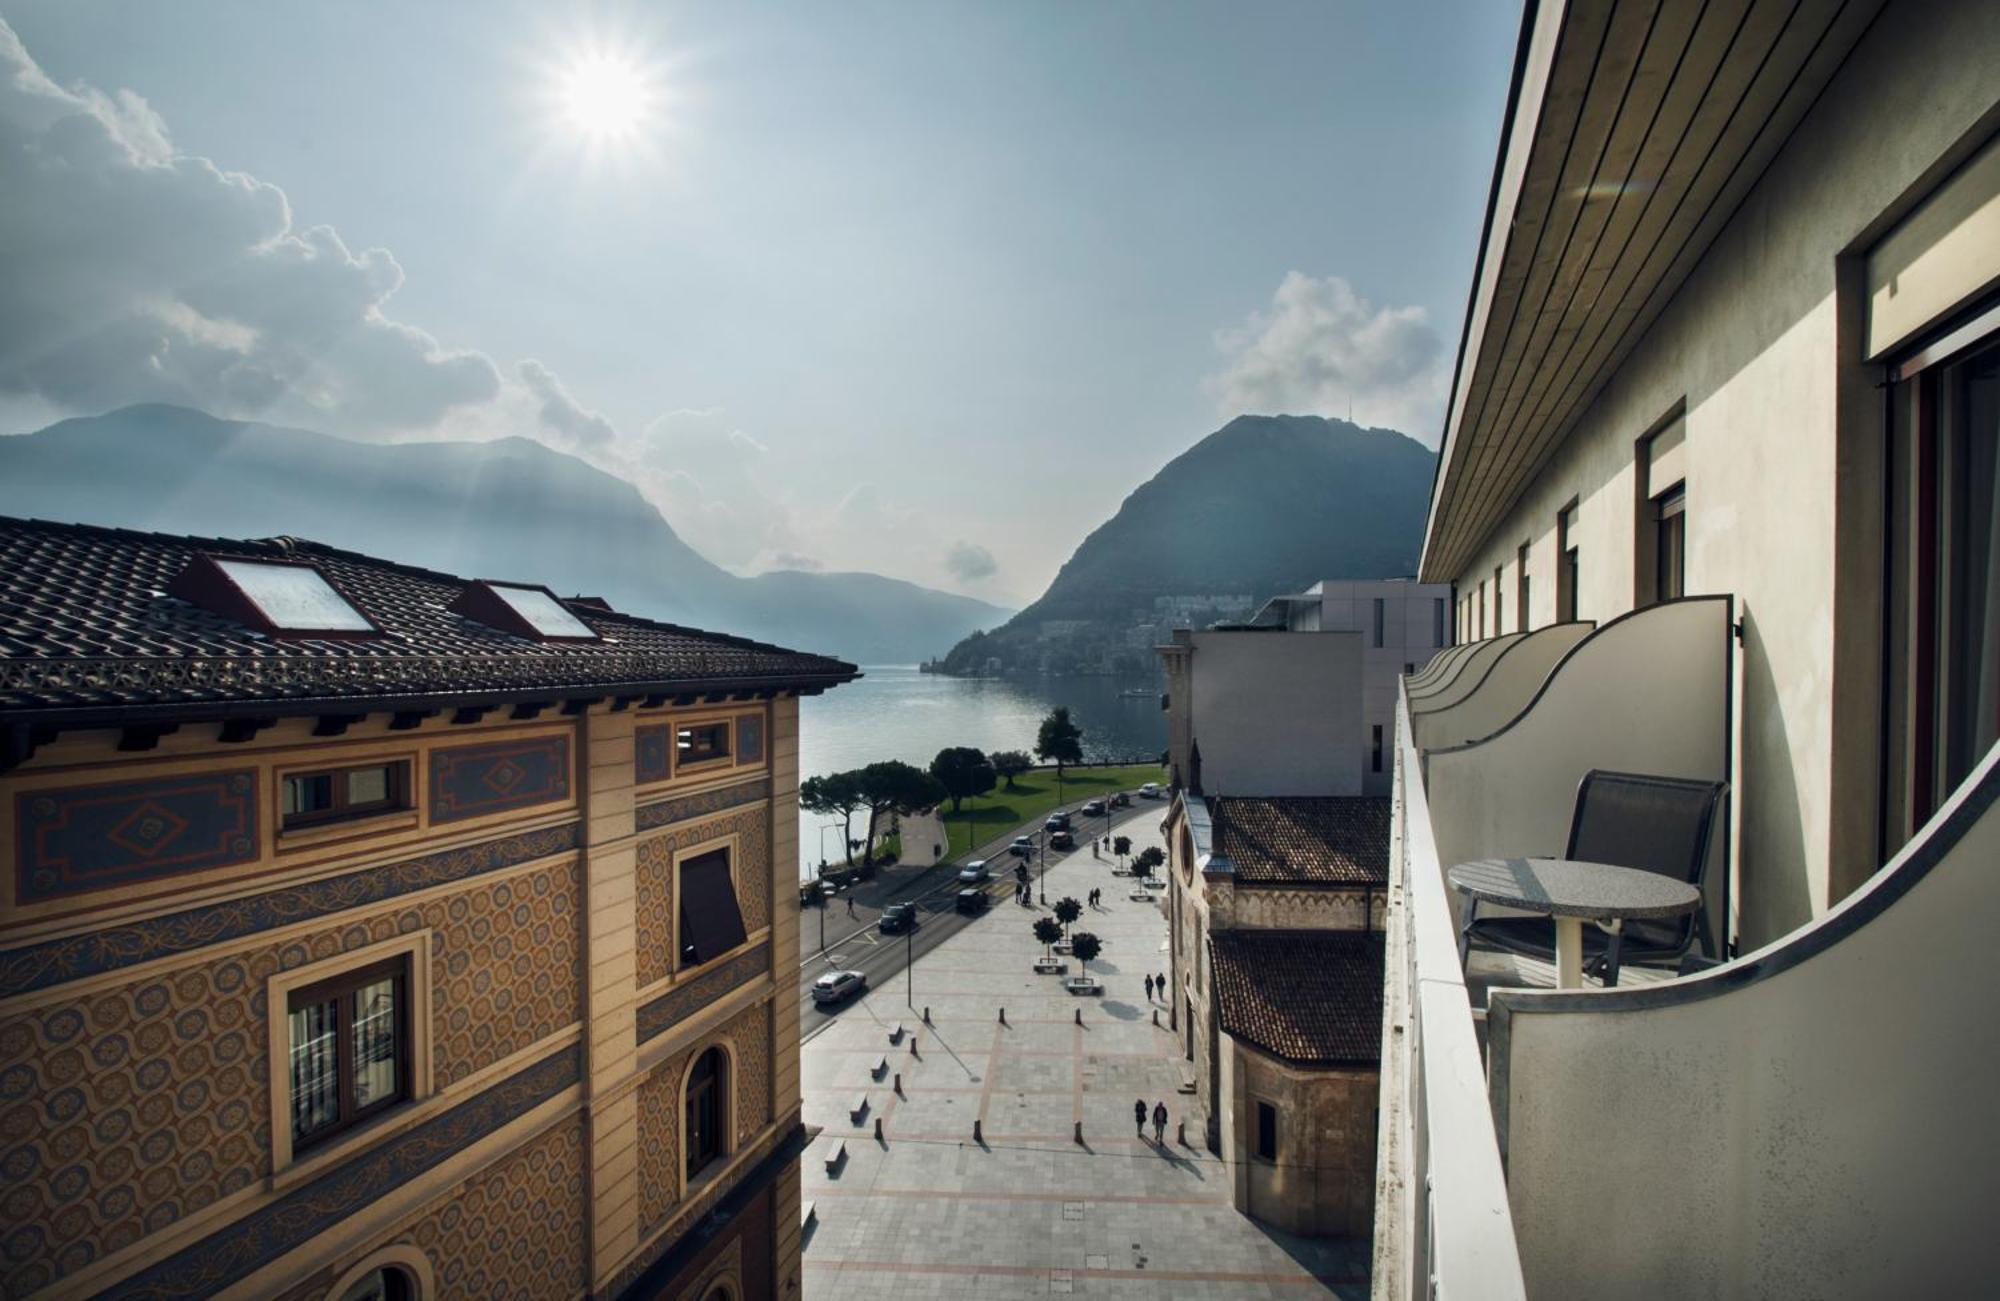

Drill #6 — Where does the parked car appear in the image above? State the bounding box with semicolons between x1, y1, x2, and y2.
1045;811;1072;832
957;859;991;883
1049;829;1075;851
1138;782;1162;799
955;888;989;915
811;969;867;1004
878;902;918;934
1009;836;1034;857
1081;799;1106;817
1110;792;1131;808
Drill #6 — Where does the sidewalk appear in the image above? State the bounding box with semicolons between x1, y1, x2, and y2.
798;814;1368;1298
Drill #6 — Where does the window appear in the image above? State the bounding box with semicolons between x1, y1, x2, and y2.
677;721;731;768
1475;581;1485;639
1639;415;1688;605
1882;307;2000;857
288;957;409;1150
167;554;378;636
1655;485;1687;601
1556;501;1580;622
446;580;598;642
686;1045;728;1182
1371;598;1385;648
678;846;749;966
1432;596;1447;647
282;760;409;829
1493;566;1504;633
339;1267;416;1301
1255;1101;1278;1161
1371;724;1384;772
1517;543;1531;631
1403;662;1414;676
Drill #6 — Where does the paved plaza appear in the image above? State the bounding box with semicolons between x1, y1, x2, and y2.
799;815;1369;1299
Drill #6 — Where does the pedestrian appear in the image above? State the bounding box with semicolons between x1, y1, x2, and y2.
1134;1099;1147;1137
1144;974;1155;1000
846;896;856;918
1152;1101;1168;1144
1157;971;1166;995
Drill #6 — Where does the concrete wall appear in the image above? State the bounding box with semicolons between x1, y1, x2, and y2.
1219;1036;1378;1239
1440;0;2000;947
1186;630;1364;797
1292;581;1452;796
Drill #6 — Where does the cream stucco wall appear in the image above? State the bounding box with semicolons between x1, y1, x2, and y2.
1442;0;2000;948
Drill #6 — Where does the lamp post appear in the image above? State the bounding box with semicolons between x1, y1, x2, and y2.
906;925;914;1009
816;821;846;958
1038;830;1047;906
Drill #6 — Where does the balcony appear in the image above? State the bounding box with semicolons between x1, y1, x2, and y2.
1375;597;2000;1298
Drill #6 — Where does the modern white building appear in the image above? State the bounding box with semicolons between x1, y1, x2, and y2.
1377;1;2000;1296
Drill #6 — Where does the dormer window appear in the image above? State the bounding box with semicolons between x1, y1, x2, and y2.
447;581;600;642
167;554;378;637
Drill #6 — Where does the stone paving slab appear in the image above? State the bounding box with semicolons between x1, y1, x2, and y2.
801;815;1368;1299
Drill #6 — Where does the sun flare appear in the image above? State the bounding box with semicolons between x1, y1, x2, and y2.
553;48;657;146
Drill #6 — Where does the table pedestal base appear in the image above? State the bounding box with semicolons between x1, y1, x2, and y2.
1553;917;1583;989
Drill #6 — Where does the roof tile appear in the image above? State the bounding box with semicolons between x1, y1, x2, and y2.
1208;930;1384;1066
1209;796;1389;885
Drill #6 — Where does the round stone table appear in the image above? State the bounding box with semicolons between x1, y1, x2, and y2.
1446;857;1701;989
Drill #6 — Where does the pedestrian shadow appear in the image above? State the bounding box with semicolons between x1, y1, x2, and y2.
1151;1139;1208;1180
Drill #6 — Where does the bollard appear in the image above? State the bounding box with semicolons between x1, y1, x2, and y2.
1177;1119;1187;1147
874;1116;884;1141
998;1006;1006;1025
909;1034;919;1056
1073;1121;1084;1145
923;1006;931;1024
1074;1007;1082;1026
893;1072;902;1094
973;1119;984;1144
1152;1008;1159;1026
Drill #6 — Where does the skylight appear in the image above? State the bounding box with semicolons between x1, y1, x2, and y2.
487;584;598;640
212;560;374;632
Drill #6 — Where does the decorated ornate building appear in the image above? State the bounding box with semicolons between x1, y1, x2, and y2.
0;518;856;1299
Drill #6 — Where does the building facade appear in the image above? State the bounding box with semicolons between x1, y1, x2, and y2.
0;520;856;1299
1158;628;1365;799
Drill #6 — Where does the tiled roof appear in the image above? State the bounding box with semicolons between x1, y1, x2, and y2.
0;517;857;717
1209;796;1390;885
1208;930;1384;1066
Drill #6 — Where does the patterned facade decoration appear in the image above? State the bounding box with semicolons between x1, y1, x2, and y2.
400;1119;588;1300
95;1048;580;1300
0;865;581;1294
635;775;769;832
735;714;764;765
429;735;570;824
14;770;259;904
636;725;672;785
0;823;579;1000
637;944;770;1045
637;1000;773;1234
633;806;770;989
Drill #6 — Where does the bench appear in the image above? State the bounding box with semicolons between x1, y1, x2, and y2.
871;1055;888;1078
823;1140;847;1175
849;1095;869;1124
802;1199;818;1228
888;1023;904;1043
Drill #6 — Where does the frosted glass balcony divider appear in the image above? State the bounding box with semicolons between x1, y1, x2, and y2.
1487;744;2000;1299
1408;639;1478;692
1411;622;1595;752
1410;633;1526;705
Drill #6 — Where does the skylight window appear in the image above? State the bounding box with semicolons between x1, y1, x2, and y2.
487;584;598;640
167;553;379;637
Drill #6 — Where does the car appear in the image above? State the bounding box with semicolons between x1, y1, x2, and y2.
1110;791;1131;808
1009;836;1034;857
878;902;918;933
957;859;991;883
954;888;989;915
1138;782;1162;799
1045;811;1072;832
1049;829;1075;851
811;970;867;1004
1081;799;1106;817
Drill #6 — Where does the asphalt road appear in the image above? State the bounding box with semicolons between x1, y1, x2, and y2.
798;794;1167;1039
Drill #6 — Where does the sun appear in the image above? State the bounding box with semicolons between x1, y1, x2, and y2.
553;48;657;146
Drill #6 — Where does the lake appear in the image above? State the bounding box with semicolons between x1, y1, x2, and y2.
793;665;1165;877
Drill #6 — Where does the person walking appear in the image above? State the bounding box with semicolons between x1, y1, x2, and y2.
1157;971;1166;996
1152;1101;1168;1144
1144;974;1155;1000
1134;1099;1148;1138
846;896;856;918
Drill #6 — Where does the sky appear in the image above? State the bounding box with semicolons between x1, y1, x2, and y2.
0;1;1520;606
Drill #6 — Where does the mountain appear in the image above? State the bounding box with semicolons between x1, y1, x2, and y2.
0;404;1009;663
938;413;1433;675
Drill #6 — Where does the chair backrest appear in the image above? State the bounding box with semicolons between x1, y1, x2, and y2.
1564;769;1727;887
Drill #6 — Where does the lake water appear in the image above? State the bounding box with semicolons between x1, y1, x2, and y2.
794;665;1165;877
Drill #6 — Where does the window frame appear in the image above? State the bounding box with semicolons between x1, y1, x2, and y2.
675;720;733;772
325;1247;434;1301
1556;499;1581;623
680;1041;736;1195
1517;542;1532;631
266;931;434;1178
1654;484;1687;602
674;835;751;974
280;758;413;831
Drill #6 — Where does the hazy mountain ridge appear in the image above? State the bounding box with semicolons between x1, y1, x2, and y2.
939;413;1433;675
0;404;1010;663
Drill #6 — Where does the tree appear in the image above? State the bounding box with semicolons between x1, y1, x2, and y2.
800;771;866;865
1034;707;1084;779
1134;845;1165;877
855;761;946;866
929;746;997;813
1033;916;1064;962
1052;895;1083;935
1069;931;1103;980
1112;834;1131;865
989;750;1033;790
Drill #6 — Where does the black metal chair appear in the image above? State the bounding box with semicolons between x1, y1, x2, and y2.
1458;769;1727;986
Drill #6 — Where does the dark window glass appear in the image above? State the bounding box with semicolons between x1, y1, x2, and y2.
678;848;748;967
1517;543;1532;631
339;1266;414;1301
1255;1101;1278;1161
282;762;408;829
1655;485;1686;601
686;1046;727;1181
677;722;731;768
1372;598;1385;648
1371;724;1384;773
288;958;409;1149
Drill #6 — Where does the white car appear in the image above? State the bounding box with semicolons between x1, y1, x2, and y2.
811;970;867;1004
1138;782;1162;799
957;859;991;883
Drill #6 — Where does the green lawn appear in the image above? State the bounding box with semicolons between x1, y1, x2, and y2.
938;764;1166;859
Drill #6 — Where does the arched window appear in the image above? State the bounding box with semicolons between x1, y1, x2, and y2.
685;1045;728;1182
340;1266;415;1301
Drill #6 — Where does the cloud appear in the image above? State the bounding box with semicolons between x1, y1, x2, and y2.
0;18;498;432
518;358;615;449
1209;272;1447;440
755;550;824;573
944;540;998;583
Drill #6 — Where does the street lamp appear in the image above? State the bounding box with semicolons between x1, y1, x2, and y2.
1038;829;1047;905
906;924;914;1009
